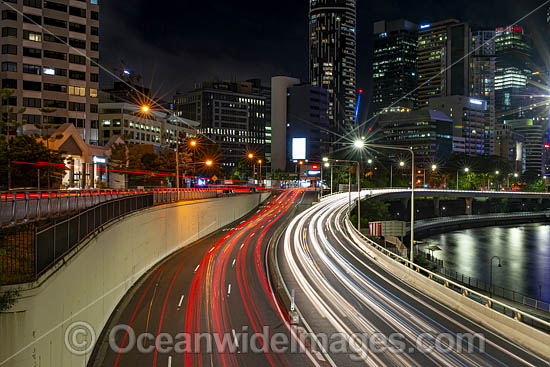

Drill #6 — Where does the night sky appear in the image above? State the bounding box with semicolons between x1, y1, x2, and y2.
100;0;549;101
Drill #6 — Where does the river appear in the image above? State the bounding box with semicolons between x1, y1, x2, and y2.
421;224;550;303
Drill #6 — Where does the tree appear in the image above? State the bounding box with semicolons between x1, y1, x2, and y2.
0;88;26;190
0;135;65;189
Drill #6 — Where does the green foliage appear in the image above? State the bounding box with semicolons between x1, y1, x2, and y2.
358;200;392;224
524;179;546;192
0;135;65;189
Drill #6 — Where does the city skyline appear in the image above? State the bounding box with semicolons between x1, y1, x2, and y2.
100;0;549;99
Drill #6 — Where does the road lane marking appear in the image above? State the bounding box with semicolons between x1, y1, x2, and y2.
194;265;200;272
168;356;172;367
177;295;184;308
232;329;239;349
227;284;232;295
240;243;245;249
232;259;236;267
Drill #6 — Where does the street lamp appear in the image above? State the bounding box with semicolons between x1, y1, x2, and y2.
489;256;502;298
457;167;470;190
141;105;150;113
257;159;262;181
353;141;415;264
368;159;373;165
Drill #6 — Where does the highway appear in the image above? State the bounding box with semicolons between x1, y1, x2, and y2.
92;189;323;367
279;192;550;366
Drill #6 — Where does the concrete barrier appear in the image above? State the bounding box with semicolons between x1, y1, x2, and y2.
0;192;270;367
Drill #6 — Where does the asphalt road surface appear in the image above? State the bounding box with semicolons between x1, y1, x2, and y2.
279;192;550;366
92;189;324;367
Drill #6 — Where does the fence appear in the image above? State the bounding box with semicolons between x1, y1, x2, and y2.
439;267;550;314
1;188;222;226
34;194;154;277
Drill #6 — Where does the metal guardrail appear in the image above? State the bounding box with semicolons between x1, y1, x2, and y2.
342;205;550;332
1;188;222;226
410;211;550;230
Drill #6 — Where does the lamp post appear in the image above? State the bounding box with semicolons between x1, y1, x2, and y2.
257;159;263;182
489;256;502;298
325;157;360;231
457;167;470;190
356;142;416;265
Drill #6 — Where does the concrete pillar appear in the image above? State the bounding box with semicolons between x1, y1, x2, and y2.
465;198;473;215
434;197;440;217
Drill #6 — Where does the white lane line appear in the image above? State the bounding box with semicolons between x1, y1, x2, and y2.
168;356;172;367
208;246;215;253
227;284;232;295
232;259;236;267
240;243;245;249
250;233;255;237
194;265;200;273
232;329;239;349
177;295;185;308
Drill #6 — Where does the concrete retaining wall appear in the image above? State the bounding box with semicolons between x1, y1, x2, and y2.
0;192;270;367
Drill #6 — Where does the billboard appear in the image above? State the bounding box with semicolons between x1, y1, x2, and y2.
292;138;306;160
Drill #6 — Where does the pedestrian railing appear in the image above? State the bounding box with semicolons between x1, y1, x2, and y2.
0;188;224;226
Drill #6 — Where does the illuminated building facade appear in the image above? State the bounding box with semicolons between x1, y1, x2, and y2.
309;0;357;135
174;79;267;170
372;19;418;115
0;0;100;144
416;19;459;107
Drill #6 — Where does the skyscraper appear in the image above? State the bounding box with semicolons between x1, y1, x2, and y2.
417;19;459;107
0;0;100;144
470;29;496;155
372;19;418;115
309;0;356;137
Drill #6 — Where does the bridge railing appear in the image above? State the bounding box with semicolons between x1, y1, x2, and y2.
343;206;550;333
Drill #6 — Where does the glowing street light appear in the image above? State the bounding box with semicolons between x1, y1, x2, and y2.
141;105;150;113
464;167;470;173
431;164;437;171
368;159;373;164
495;170;500;175
399;161;405;167
248;153;254;159
324;162;330;168
354;140;365;149
323;157;329;162
190;139;197;147
514;173;519;178
205;160;213;167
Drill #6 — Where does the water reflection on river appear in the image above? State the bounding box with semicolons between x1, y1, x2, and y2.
421;224;550;303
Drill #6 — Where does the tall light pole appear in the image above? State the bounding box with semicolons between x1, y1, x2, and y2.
257;159;263;182
356;142;416;265
489;256;502;298
457;167;470;190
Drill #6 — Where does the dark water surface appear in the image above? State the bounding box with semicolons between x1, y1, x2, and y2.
421;224;550;303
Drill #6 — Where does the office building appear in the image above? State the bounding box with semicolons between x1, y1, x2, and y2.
506;118;545;175
494;26;532;120
173;79;267;170
470;29;496;155
372;19;418;115
309;0;357;134
429;96;487;155
271;76;330;172
99;102;197;146
376;109;453;168
494;124;525;172
416;19;460;107
0;0;100;144
442;22;471;97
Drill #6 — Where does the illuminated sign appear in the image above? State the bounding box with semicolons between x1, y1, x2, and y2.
92;156;106;164
307;170;321;176
544;144;550;149
312;164;319;170
469;98;483;105
43;67;55;75
292;138;307;161
420;24;431;29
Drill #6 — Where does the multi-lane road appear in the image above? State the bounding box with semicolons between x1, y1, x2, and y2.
92;189;323;367
92;188;550;366
279;192;550;366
